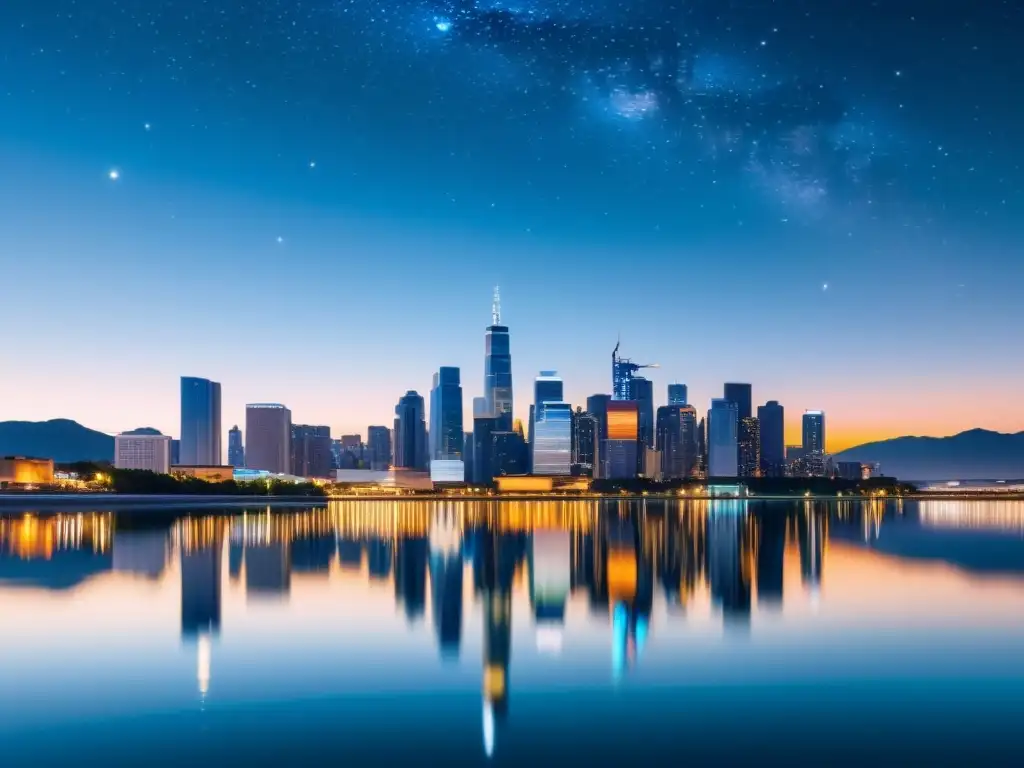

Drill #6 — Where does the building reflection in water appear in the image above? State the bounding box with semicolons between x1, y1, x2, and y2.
9;498;1024;757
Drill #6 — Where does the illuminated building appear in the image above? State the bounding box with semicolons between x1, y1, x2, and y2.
757;400;785;477
570;408;597;476
0;456;54;486
245;403;292;473
463;431;475;481
532;386;571;477
484;287;514;432
786;445;807;476
394;391;428;470
602;401;639;480
585;394;611;477
170;465;235;482
667;383;688;406
696;417;707;477
802;410;826;477
493;475;590;494
115;430;171;474
290;424;332;478
837;461;869;481
629;375;654;450
228;425;244;468
529;370;563;465
430;366;464;462
738;416;761;477
656;404;698;480
707;399;739;478
181;543;221;638
367;426;391;470
180;376;222;466
333;468;432;491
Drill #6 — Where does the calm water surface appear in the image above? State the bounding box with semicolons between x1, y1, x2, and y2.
2;498;1024;766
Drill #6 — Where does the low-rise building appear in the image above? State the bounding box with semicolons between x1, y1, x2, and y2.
0;456;55;486
171;465;235;482
494;475;591;494
115;433;172;473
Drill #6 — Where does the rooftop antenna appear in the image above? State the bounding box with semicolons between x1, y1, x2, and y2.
492;285;501;325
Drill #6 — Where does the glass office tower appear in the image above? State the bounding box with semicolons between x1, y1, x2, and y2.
484;288;514;432
180;376;221;466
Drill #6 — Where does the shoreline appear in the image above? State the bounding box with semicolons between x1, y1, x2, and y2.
0;491;1022;510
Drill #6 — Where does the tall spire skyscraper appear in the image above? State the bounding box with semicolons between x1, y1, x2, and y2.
484;287;513;431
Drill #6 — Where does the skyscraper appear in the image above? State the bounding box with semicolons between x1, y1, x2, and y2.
180;376;221;465
757;401;785;477
612;340;657;401
656;405;698;480
430;367;464;460
367;426;392;470
724;383;753;475
492;431;527;476
532;402;572;476
571;408;598;477
603;401;639;480
531;371;567;474
586;394;611;477
472;415;498;483
245;404;292;473
802;410;826;476
484;287;513;432
394;391;428;470
707;399;739;478
629;376;655;449
739;416;761;477
291;424;332;478
667;383;688;406
228;425;244;468
723;383;753;421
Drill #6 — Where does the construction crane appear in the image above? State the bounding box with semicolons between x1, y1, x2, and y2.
612;339;659;400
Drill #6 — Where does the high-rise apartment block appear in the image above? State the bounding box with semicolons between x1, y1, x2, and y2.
245;403;292;473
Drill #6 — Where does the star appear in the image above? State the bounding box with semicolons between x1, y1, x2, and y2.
108;169;120;181
309;161;316;169
276;236;284;244
143;122;151;131
822;283;829;291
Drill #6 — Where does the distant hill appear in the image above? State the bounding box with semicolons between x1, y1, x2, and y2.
0;419;114;463
836;429;1024;481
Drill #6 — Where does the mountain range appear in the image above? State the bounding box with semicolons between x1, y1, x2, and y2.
835;429;1024;481
0;419;114;463
1;419;1022;481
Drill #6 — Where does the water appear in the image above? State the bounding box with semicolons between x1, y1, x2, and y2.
2;498;1024;766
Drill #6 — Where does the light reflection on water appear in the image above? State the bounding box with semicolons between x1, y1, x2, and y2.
1;498;1024;765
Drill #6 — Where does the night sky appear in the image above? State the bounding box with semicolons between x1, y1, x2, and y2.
2;0;1022;450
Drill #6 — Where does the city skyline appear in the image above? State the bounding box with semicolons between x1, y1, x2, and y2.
3;2;1023;452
